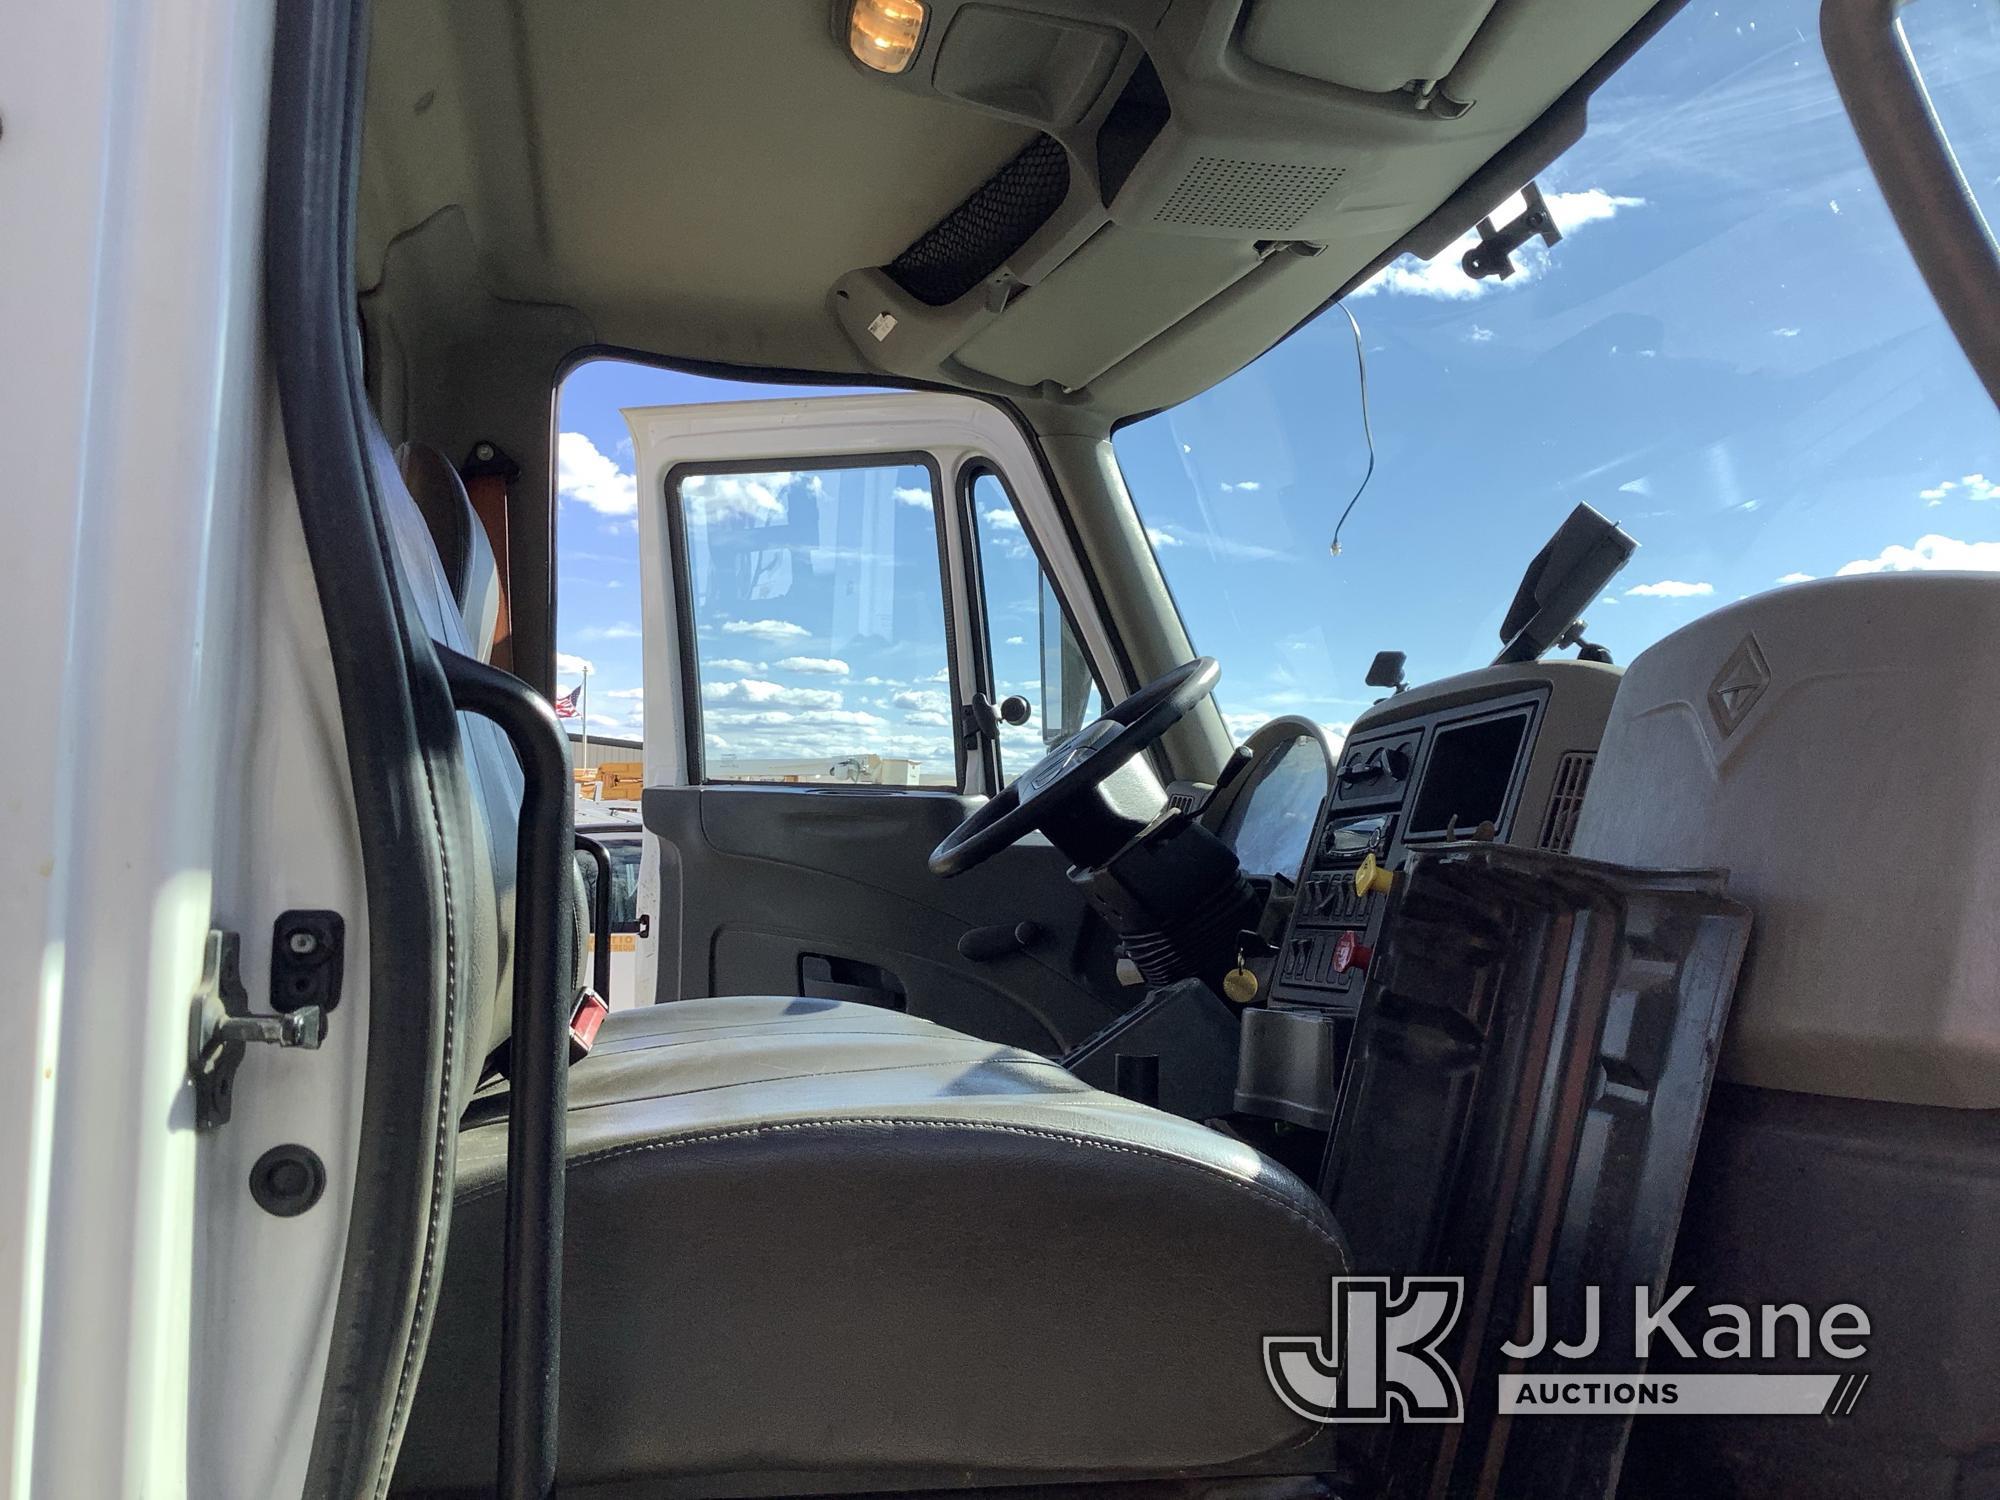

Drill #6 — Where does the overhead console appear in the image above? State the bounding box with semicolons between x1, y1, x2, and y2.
826;0;1670;398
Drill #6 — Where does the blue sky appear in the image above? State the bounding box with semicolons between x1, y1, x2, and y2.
556;0;1999;765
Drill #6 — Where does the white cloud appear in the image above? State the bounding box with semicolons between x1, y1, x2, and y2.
679;470;809;526
1467;325;1495;343
893;485;933;508
575;622;639;641
720;618;811;641
775;655;849;676
1776;571;1815;585
557;432;637;516
1145;527;1183;549
1916;474;1999;506
890;688;951;715
982;506;1022;533
1004;635;1025;646
1222;711;1270;743
1618;477;1652;495
585;713;622;730
555;651;594;678
1354;188;1644;300
1597;595;1619;606
1219;480;1263;493
703;678;844;710
706;657;765;673
1772;326;1801;338
1625;579;1714;598
1836;534;2000;575
604;686;646;700
706;707;886;728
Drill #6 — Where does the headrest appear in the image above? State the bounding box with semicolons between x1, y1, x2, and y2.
1572;573;2000;1109
397;442;503;662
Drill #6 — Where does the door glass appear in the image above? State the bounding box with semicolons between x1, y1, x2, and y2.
675;459;961;787
968;471;1102;783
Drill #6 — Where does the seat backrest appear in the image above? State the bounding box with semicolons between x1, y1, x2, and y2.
1572;572;2000;1109
397;441;503;662
368;421;523;1079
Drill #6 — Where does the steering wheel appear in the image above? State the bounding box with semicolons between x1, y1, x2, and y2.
929;657;1220;877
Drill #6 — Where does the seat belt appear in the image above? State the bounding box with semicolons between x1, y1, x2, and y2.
460;440;519;671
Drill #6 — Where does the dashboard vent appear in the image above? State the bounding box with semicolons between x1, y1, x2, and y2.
1538;752;1596;853
1166;780;1213;817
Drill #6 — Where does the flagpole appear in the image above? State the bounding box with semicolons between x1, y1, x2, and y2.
580;667;590;774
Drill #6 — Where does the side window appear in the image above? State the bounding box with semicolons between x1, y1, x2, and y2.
674;458;960;788
967;470;1103;784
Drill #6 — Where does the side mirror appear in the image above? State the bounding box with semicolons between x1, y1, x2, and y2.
1364;650;1408;692
1494;503;1637;666
1039;572;1095;746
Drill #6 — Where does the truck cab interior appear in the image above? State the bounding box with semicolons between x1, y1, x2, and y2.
248;0;1999;1496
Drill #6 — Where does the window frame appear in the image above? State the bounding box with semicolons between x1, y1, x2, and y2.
958;459;1109;788
663;449;967;792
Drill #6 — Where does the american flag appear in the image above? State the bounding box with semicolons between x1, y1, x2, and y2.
553;684;581;719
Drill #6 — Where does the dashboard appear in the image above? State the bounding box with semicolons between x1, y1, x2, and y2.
1205;659;1623;1128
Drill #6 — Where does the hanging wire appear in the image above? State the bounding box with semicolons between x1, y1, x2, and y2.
1328;301;1377;556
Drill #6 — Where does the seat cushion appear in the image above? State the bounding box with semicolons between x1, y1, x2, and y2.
398;997;1349;1495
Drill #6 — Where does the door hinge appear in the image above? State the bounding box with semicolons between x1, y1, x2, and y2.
188;928;324;1130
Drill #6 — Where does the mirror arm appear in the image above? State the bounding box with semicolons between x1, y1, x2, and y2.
1822;0;2000;409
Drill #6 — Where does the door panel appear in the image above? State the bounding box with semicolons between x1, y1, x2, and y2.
644;784;1124;1054
628;392;1135;1050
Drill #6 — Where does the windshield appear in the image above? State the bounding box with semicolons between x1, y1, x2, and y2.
1114;0;2000;745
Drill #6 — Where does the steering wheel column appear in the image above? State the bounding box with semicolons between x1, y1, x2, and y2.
930;658;1262;996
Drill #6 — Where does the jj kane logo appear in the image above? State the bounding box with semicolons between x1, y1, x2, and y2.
1264;1277;1465;1423
1267;1279;1872;1421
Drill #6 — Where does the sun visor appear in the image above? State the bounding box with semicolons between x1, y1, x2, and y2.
953;229;1262;391
1240;0;1502;97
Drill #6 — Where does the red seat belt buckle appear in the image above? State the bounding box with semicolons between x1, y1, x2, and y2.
568;988;609;1062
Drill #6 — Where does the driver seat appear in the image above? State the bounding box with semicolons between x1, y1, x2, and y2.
379;432;1349;1496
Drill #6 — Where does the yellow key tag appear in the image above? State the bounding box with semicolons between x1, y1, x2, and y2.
1223;966;1260;1004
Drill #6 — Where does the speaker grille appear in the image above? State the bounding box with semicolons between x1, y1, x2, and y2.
1154;156;1346;233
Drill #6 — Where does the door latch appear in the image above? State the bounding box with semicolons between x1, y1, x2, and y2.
189;929;324;1129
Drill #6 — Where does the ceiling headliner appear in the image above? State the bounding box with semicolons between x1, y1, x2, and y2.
357;0;1670;422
